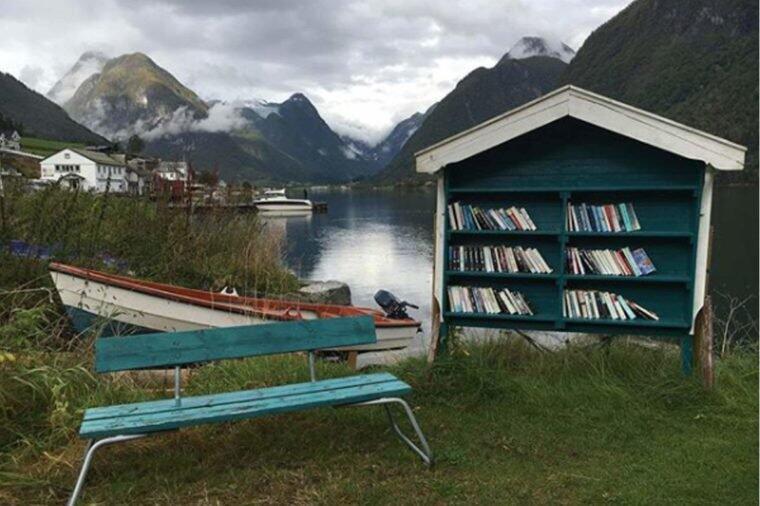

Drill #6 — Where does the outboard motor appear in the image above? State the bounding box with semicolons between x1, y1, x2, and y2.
374;290;419;319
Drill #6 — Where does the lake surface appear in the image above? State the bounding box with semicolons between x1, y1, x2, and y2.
261;185;758;353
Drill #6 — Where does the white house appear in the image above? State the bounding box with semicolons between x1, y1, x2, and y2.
39;148;128;193
156;160;190;181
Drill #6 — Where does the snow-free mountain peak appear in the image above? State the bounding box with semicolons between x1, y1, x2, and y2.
506;36;575;64
47;50;109;105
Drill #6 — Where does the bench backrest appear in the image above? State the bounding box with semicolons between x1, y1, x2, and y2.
95;316;376;373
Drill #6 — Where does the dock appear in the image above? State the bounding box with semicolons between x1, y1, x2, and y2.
167;201;328;213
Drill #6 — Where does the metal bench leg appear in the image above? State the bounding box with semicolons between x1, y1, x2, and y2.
355;397;434;466
68;434;146;506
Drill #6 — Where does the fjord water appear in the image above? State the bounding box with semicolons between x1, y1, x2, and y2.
262;185;758;352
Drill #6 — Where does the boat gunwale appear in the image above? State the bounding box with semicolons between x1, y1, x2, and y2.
49;262;420;329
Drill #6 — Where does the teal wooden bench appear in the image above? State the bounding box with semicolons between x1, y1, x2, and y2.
68;316;432;505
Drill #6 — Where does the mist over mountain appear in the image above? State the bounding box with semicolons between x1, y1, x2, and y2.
506;36;576;63
47;51;109;105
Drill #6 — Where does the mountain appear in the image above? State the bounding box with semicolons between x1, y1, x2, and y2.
0;71;106;144
363;106;436;167
506;36;576;63
47;51;109;105
52;52;384;182
241;93;377;181
64;52;208;139
378;51;568;182
561;0;758;172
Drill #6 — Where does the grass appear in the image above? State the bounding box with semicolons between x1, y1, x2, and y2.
0;337;756;505
19;137;87;157
0;186;300;316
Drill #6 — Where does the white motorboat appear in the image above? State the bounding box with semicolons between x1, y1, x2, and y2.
50;263;421;352
253;189;313;213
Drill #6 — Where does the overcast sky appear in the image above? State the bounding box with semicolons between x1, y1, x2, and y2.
1;0;627;143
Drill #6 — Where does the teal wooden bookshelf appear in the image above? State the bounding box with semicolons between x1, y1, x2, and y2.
415;87;748;374
440;118;704;340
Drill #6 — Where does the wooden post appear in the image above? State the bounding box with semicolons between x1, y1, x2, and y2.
693;295;715;389
427;296;441;363
346;351;358;371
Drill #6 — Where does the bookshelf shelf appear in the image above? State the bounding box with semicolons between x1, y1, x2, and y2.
449;230;559;237
564;274;689;284
563;317;690;329
446;271;559;280
565;231;693;239
448;185;698;195
444;312;556;323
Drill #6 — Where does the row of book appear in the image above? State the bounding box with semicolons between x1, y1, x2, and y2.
447;285;534;315
567;202;641;232
563;289;659;321
566;247;656;276
447;202;538;231
449;245;552;274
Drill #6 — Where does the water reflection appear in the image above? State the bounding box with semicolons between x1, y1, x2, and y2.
260;188;436;352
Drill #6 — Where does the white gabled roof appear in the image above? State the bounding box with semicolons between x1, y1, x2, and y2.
415;85;747;173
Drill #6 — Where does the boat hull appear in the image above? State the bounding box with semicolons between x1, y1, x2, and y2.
253;199;313;212
52;269;417;352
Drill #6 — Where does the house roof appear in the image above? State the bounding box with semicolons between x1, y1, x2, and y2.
415;85;747;174
42;148;126;166
70;148;126;166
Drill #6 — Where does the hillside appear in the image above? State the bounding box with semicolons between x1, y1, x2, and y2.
242;93;378;181
561;0;759;173
0;72;106;144
143;130;314;184
378;55;567;182
64;52;208;139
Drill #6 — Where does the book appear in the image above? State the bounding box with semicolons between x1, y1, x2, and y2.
631;248;656;275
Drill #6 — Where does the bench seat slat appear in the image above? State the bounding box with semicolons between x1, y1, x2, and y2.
79;374;411;439
83;373;400;421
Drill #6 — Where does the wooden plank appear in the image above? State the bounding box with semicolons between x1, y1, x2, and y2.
96;316;376;373
80;378;411;439
84;373;401;421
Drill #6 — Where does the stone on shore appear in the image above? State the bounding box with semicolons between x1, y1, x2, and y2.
298;280;352;305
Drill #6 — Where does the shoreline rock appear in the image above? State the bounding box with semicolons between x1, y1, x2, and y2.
296;279;352;306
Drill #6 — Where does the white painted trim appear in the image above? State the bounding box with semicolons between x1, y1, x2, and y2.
691;169;714;333
432;175;445;325
415;85;746;174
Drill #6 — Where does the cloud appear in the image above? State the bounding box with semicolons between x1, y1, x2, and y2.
78;100;247;141
0;0;629;142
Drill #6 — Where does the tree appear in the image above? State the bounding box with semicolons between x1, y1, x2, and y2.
127;134;144;154
197;169;219;187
